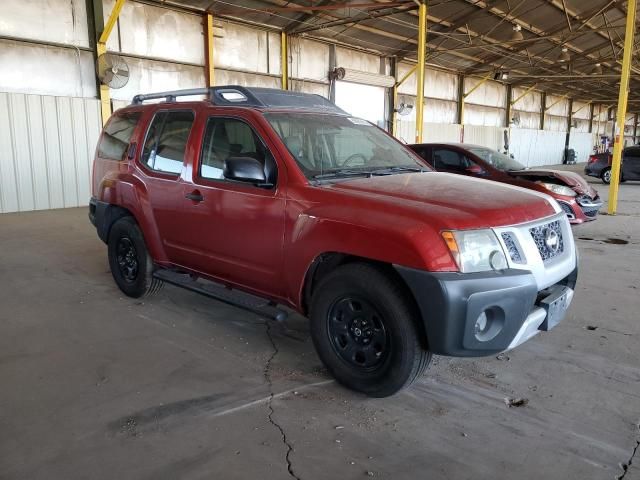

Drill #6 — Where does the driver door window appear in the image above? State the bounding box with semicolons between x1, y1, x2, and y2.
200;117;277;185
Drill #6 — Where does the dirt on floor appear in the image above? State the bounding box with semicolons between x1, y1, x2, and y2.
0;164;639;480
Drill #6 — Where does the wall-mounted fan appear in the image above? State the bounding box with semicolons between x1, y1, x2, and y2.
510;111;521;126
96;53;130;89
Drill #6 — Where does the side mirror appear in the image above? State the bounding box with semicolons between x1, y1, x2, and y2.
224;156;269;186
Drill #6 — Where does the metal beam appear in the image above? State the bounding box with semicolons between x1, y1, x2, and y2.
415;1;427;143
608;0;636;215
545;94;568;112
511;83;538;106
460;72;493;126
93;0;126;126
281;31;288;90
292;3;418;34
204;13;215;87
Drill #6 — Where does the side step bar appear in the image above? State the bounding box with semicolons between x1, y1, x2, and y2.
153;269;288;322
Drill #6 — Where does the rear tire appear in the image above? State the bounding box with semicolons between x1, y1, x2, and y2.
601;168;611;184
309;263;431;397
107;216;162;298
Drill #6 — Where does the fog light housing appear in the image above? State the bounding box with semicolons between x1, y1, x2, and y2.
474;307;505;342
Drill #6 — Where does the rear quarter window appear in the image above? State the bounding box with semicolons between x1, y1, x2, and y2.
98;112;141;161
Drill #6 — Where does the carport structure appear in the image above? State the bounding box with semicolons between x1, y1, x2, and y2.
113;0;639;210
1;0;637;215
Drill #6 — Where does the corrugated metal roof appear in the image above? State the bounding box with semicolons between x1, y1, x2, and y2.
150;0;638;106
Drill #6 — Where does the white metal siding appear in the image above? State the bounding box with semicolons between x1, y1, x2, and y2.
568;131;596;162
509;128;567;167
0;93;101;213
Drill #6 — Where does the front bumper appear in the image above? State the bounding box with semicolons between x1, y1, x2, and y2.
395;265;578;357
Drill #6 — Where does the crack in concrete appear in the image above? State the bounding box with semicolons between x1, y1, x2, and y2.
264;321;301;480
616;421;640;480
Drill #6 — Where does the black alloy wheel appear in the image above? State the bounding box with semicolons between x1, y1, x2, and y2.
116;237;139;283
327;296;390;371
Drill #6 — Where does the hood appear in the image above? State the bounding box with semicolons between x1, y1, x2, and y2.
323;172;558;230
512;169;599;198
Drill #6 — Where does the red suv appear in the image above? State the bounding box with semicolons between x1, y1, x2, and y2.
90;86;578;397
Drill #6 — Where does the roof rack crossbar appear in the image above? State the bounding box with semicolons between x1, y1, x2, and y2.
131;88;211;105
129;85;346;114
131;86;267;107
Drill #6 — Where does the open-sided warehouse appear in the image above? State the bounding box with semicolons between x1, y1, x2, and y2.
1;1;639;479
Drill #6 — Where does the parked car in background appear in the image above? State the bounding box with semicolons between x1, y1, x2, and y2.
89;86;578;397
585;147;640;184
409;143;602;224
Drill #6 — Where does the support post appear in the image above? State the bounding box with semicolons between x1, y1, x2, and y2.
415;1;427;143
456;74;464;125
566;98;573;148
588;103;594;133
608;0;636;214
540;92;547;130
505;84;512;128
391;64;416;137
95;0;127;125
387;57;396;134
634;113;638;144
281;31;288;90
204;14;215;87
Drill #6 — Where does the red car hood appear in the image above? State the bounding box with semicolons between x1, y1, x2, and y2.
512;169;599;198
324;172;558;229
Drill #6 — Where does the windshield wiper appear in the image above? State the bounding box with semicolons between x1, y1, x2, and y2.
370;166;428;175
312;169;374;180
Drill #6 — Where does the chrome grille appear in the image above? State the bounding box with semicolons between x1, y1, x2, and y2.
501;232;524;264
529;220;564;261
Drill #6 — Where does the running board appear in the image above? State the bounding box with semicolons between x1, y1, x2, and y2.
153;269;288;322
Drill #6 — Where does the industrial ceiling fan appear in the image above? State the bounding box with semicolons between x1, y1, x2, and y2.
96;53;130;89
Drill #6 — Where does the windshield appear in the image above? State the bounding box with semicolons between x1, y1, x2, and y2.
468;147;525;171
263;112;430;179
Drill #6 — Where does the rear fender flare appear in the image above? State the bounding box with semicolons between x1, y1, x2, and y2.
97;173;169;263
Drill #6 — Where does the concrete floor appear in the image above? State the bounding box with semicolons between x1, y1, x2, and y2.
1;166;639;480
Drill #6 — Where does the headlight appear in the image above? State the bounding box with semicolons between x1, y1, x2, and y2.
442;229;508;273
538;182;576;197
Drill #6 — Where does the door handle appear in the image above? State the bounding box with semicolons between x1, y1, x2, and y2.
185;191;204;202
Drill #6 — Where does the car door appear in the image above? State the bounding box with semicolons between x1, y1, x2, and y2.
622;147;640;180
137;109;196;261
173;113;286;297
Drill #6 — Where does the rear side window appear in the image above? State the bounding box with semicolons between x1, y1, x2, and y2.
142;111;195;175
98;112;141;161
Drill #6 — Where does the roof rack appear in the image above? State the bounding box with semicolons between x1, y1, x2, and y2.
131;85;347;115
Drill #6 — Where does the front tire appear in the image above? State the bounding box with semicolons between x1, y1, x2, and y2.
309;263;431;397
107;216;162;298
601;167;611;184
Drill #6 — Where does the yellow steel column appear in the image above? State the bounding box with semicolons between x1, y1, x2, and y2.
392;65;417;137
204;13;215;87
415;1;427;143
281;31;289;90
97;0;127;125
608;0;636;214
